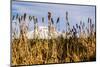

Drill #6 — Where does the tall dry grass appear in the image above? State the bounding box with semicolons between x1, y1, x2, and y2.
12;34;96;66
11;13;96;66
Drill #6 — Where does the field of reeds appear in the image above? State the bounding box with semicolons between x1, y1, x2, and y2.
11;11;96;66
12;33;96;66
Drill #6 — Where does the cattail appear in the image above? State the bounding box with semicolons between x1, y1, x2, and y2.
16;13;18;20
88;17;90;36
92;24;94;32
57;17;60;32
80;21;82;25
79;25;81;30
33;16;38;39
79;25;81;35
79;21;82;35
51;18;54;24
42;17;44;23
82;22;85;29
32;16;35;21
42;17;45;27
71;29;73;34
76;24;78;29
23;13;26;21
65;11;70;34
56;17;60;24
90;18;92;24
18;16;21;23
29;16;32;21
82;22;85;37
48;12;51;21
73;26;77;38
89;18;92;36
21;15;23;21
66;11;68;21
48;12;51;38
88;17;90;23
36;17;38;23
81;22;84;35
73;26;76;32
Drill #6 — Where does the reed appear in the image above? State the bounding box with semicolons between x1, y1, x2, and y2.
12;13;96;66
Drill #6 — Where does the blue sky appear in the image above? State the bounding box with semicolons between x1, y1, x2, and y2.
12;1;96;32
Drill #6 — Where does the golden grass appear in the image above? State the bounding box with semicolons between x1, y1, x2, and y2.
11;35;96;66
